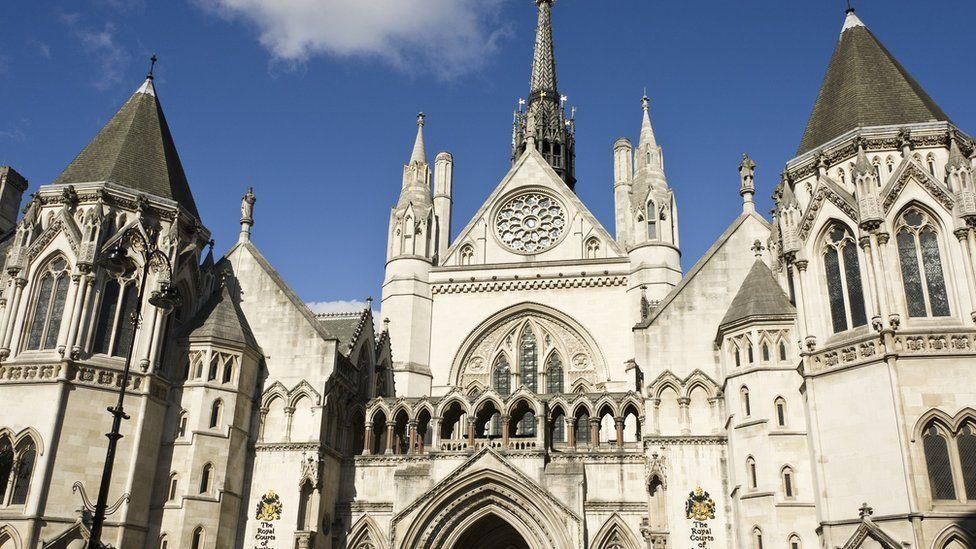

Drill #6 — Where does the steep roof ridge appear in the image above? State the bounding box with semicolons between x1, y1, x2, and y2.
718;258;796;331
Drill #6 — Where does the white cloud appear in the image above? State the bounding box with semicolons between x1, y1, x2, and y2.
197;0;511;78
59;14;130;90
306;299;371;315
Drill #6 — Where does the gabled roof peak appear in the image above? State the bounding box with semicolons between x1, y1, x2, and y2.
841;9;865;34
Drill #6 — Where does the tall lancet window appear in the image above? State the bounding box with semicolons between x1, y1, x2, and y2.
546;353;564;394
26;256;70;351
647;201;658;239
923;424;955;500
896;208;950;318
492;355;511;396
822;224;867;333
519;330;538;392
93;278;139;357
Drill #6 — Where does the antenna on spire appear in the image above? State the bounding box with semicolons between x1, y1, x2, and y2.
845;0;854;14
147;54;158;80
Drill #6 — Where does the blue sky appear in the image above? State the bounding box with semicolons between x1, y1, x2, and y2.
2;1;975;312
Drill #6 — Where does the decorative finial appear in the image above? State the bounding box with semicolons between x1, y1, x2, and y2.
383;317;390;332
846;0;854;15
858;502;873;519
365;296;373;308
739;153;757;213
641;91;650;112
208;239;215;252
751;239;765;258
417;112;426;127
147;54;158;80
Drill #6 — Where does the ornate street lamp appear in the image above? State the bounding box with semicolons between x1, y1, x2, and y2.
86;229;181;549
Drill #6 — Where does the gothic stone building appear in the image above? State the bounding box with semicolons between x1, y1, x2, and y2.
1;4;975;549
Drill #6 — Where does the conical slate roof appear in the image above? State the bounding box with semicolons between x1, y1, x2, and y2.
181;283;258;348
720;259;796;329
54;77;200;218
796;10;949;156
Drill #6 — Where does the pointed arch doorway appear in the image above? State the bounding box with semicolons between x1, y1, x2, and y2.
452;513;530;549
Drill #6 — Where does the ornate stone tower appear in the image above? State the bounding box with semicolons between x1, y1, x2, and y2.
614;94;681;310
381;115;435;396
511;0;576;189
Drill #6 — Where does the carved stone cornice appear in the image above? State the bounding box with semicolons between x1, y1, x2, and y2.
432;275;627;295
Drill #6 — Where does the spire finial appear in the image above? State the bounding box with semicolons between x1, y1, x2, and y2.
846;0;854;15
147;54;158;80
641;90;650;112
410;113;427;165
739;153;757;214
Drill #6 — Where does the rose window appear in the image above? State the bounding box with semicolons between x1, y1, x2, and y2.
495;192;566;253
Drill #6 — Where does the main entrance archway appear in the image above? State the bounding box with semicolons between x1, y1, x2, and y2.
453;514;530;549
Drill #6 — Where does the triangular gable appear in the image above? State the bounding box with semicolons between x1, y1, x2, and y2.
639;211;771;327
840;515;902;549
881;157;954;213
26;209;82;262
41;520;90;548
796;176;859;241
226;240;334;343
444;148;624;263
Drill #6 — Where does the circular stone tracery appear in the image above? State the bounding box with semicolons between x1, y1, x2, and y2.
495;192;566;253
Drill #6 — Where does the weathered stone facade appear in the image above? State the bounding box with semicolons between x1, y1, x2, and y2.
0;4;974;549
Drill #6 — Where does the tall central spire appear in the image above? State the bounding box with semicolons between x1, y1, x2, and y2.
529;0;557;98
512;0;576;189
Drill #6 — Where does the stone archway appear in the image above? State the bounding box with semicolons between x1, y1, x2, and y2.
395;459;578;549
452;513;530;549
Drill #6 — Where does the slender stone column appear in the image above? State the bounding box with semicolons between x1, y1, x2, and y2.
678;397;691;435
408;421;418;454
567;418;576;448
614;416;625;447
874;232;899;327
430;417;441;451
467;418;476;448
859;237;882;326
385;421;395;455
73;275;95;354
1;278;26;357
58;274;82;352
64;273;87;356
957;228;976;321
793;260;815;349
364;425;373;455
501;416;510;448
589;417;600;447
284;407;295;442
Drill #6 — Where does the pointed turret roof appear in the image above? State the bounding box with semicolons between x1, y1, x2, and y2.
638;94;657;150
410;113;427;165
720;259;796;329
796;9;950;156
54;76;200;218
182;282;259;348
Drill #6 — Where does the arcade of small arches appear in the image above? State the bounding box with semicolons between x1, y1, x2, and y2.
360;392;644;456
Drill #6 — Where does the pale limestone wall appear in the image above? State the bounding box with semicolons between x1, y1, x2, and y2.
229;243;336;389
637;213;771;382
655;443;729;549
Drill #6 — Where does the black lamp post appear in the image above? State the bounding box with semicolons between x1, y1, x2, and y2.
86;231;181;549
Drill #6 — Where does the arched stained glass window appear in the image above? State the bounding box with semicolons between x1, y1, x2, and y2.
551;412;565;444
823;224;867;333
775;398;787;427
93;279;139;357
10;439;36;504
897;208;950;318
924;424;956;500
492;356;511;396
26;257;69;351
519;330;538;392
546;353;564;394
958;423;976;500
